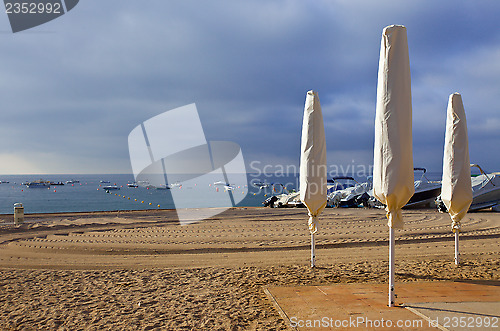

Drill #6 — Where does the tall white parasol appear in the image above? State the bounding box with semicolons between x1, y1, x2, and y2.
300;90;327;268
373;25;414;307
441;93;473;265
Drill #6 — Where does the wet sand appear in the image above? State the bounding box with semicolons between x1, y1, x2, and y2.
0;207;499;330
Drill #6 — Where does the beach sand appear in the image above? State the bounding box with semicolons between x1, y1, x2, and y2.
0;207;499;330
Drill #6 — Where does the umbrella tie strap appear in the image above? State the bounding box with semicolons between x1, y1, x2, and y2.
386;209;404;229
308;214;318;234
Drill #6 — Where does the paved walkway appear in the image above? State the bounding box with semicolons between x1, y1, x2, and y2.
265;280;500;330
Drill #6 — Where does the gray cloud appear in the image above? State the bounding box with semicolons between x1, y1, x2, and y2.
0;0;499;174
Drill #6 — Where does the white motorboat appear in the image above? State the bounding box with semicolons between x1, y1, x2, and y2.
264;191;303;208
326;176;358;193
327;177;373;208
468;164;500;211
436;164;500;212
262;184;303;208
404;168;442;208
252;181;270;189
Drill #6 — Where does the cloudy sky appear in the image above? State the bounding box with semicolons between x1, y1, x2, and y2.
1;0;499;175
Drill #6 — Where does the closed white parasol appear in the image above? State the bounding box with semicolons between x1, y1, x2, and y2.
441;93;473;265
373;25;414;307
300;90;327;268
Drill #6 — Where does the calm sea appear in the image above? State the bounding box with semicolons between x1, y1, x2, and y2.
0;174;299;214
0;172;441;214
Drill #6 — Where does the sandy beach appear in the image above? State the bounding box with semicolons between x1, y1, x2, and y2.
0;207;499;330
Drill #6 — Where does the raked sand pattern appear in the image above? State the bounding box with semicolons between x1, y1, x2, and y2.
0;207;499;329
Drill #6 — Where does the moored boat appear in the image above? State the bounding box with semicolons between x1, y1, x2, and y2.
252;181;270;189
25;180;51;188
103;185;120;190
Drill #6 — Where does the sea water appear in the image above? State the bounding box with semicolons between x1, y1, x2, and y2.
0;173;299;214
0;172;441;214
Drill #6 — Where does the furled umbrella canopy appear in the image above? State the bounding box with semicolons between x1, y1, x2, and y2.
441;93;473;233
441;93;472;266
373;25;415;229
300;90;327;234
300;90;327;267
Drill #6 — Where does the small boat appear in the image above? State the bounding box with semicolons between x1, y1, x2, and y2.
263;184;303;208
327;176;357;194
50;181;65;186
26;180;51;188
0;181;9;184
100;180;111;184
264;191;303;208
213;181;228;186
252;181;270;189
66;180;80;184
127;182;139;188
224;185;235;191
103;185;120;190
327;177;373;208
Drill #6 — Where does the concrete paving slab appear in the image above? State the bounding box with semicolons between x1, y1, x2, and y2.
405;301;499;331
265;281;499;330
